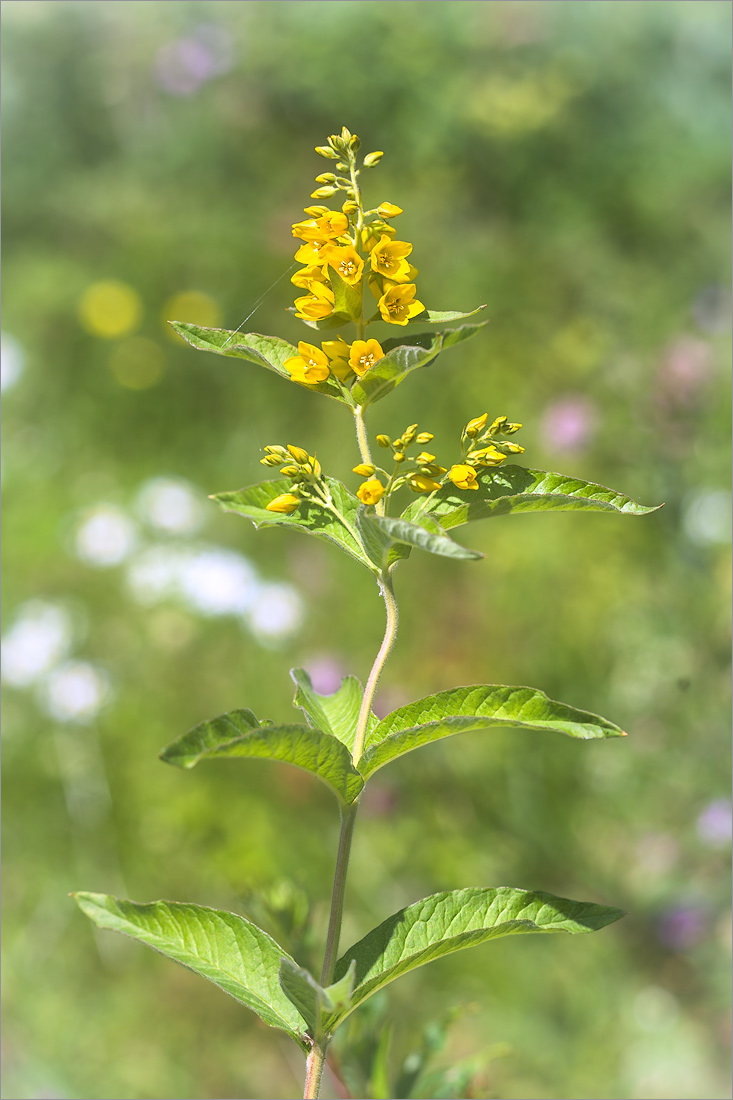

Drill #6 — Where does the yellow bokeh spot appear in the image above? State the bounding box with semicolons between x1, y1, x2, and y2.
79;280;143;339
163;290;222;342
108;337;166;390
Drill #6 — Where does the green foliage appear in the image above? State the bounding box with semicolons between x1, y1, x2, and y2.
332;888;625;1020
72;893;310;1049
213;476;375;573
359;685;625;777
361;511;483;561
159;708;364;807
403;466;659;528
291;667;376;754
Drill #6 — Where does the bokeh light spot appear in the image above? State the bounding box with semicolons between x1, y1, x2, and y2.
75;505;138;568
78;280;143;339
1;333;25;392
108;337;166;390
39;661;109;724
2;601;74;687
135;477;205;536
164;290;222;342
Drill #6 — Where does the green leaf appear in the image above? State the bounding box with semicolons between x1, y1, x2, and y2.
72;893;310;1048
291;667;377;754
278;959;358;1039
408;305;487;324
169;322;347;402
360;685;625;776
351;322;488;407
329;267;363;322
288;308;352;332
160;708;364;807
356;502;394;570
212;476;376;574
278;958;324;1035
402;465;660;530
362;512;483;562
332;887;625;1021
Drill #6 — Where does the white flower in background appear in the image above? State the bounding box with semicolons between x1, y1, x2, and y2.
39;661;110;724
682;488;731;546
136;477;205;536
1;333;25;392
125;545;190;604
75;505;138;567
246;583;304;641
177;548;260;616
2;602;73;687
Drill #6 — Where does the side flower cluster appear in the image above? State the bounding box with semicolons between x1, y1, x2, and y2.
261;444;326;514
352;413;524;506
285;127;425;389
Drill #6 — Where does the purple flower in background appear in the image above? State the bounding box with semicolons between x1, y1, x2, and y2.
155;24;234;96
696;799;733;848
656;335;712;407
306;657;345;696
658;905;707;950
540;396;597;453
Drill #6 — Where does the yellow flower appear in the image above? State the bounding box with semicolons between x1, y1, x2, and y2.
470;446;506;466
377;202;403;218
448;464;479;490
321;336;352;381
293;283;335;321
361;224;396;251
409;472;443;493
322;243;364;286
294;240;329;265
349;338;385;376
416;451;436;464
286;444;309;464
284;341;331;383
266;493;301;514
291;264;329;290
370;236;413;282
291;212;349;243
465;413;489;437
357;479;385;506
378;284;425;326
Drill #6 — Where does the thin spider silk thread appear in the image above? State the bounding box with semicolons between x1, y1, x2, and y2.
220;262;299;347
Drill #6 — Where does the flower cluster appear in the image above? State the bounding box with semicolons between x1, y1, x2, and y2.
285;127;425;389
352;413;524;506
261;444;325;514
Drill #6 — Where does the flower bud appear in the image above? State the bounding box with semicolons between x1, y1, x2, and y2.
287;444;310;464
260;455;282;466
393;452;405;463
315;145;340;159
349;133;360;151
357;478;384;506
376;434;392;448
280;464;300;477
416;451;436;464
266;493;300;514
353;463;375;477
336;162;348;171
377;202;403;218
310;186;337;199
315;173;336;184
342;200;359;215
363;151;384;167
264;445;288;457
303;205;330;216
465;413;489;437
402;423;418;444
504;421;523;434
416;432;434;444
328;134;347;153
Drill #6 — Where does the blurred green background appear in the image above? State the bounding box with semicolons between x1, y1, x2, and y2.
2;2;731;1098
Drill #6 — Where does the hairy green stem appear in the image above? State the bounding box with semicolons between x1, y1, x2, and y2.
320;802;359;987
303;1044;326;1100
354;405;373;468
352;572;399;763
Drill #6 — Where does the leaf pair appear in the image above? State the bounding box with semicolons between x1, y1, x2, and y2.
169;317;487;409
73;886;624;1047
160;669;625;809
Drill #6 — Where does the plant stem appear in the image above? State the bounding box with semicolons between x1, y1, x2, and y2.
352;571;399;764
354;405;373;467
303;1044;326;1100
320;801;359;987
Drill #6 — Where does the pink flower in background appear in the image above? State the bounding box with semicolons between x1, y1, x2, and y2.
155;25;234;96
540;396;597;453
656;335;713;407
306;657;345;696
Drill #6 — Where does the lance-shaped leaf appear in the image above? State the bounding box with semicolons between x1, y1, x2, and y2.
361;512;483;562
402;465;660;530
408;305;487;324
72;894;310;1048
160;708;364;806
212;476;375;574
331;887;625;1021
291;668;376;754
169;322;347;403
351;322;488;407
330;267;363;323
359;685;625;776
